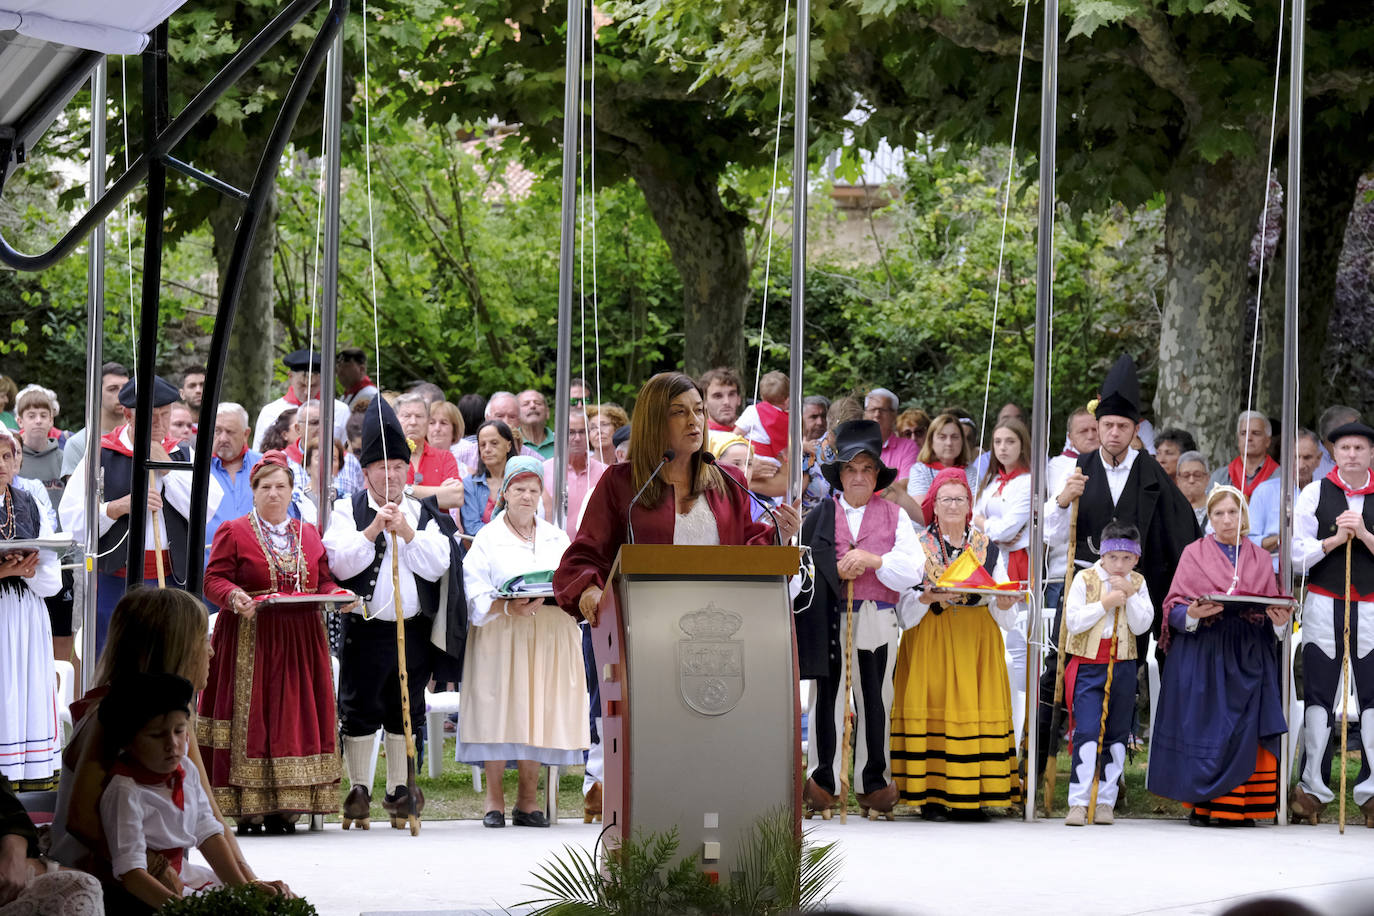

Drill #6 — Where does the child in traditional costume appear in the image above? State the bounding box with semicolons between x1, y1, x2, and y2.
98;672;249;906
1061;522;1153;826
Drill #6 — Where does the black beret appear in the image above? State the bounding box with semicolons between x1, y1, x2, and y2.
283;349;323;371
117;375;181;409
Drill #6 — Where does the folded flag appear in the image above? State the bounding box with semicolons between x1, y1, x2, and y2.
936;550;1022;591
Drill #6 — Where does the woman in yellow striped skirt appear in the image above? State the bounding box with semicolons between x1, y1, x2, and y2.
892;467;1021;821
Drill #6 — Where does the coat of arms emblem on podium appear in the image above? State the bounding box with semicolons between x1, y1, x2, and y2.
677;603;745;716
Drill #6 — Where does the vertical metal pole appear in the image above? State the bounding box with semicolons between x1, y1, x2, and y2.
128;25;170;585
81;60;108;691
317;28;344;535
1024;0;1058;822
787;0;810;506
1278;0;1304;826
552;0;583;533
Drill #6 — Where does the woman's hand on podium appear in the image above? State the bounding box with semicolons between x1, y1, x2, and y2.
579;586;603;625
774;500;801;542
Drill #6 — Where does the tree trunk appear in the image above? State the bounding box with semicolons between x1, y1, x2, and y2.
207;156;277;415
1317;171;1374;416
623;157;749;377
1156;155;1268;466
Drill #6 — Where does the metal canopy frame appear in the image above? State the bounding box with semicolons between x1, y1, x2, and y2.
0;0;347;686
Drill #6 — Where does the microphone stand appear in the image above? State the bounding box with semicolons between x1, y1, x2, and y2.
702;452;782;546
626;450;675;544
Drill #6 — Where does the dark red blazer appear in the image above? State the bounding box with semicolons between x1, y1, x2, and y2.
553;462;775;617
203;514;340;611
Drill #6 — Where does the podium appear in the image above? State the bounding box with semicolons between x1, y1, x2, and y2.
591;544;802;879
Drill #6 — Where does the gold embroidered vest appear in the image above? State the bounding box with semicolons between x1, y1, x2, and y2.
1064;568;1143;661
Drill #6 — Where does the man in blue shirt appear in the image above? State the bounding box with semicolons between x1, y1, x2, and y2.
206;402;262;565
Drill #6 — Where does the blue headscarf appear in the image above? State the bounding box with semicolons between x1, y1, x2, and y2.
496;455;544;512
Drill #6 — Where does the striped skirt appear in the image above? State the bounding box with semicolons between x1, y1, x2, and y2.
890;605;1020;809
1183;746;1278;823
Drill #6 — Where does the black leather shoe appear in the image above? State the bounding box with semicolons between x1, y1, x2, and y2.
482;810;505;828
513;808;550;827
920;803;949;822
1187;811;1210;828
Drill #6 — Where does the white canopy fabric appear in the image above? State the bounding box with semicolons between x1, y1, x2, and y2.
0;1;189;54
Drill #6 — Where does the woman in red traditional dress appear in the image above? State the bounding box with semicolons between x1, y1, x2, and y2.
197;450;346;834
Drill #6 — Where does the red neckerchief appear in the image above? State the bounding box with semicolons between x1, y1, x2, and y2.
708;419;732;433
995;466;1026;495
283;386;303;407
99;425;180;458
285;439;305;465
926;461;949;472
1325;467;1374;496
1228;454;1279;499
344;375;374;397
221;444;248;465
112;758;186;810
1062;448;1079;459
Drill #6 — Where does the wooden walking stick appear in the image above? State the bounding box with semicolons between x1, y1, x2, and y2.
149;472;166;588
838;579;857;824
1041;498;1079;814
391;531;421;836
1340;538;1353;834
1086;607;1122;824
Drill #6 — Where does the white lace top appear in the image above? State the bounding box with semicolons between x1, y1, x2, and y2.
673;496;720;546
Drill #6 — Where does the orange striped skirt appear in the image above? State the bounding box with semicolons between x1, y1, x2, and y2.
1183;746;1278;823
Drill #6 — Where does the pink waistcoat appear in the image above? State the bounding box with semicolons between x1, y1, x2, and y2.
834;495;900;604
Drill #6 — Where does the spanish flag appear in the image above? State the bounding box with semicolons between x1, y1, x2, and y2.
936;551;1022;591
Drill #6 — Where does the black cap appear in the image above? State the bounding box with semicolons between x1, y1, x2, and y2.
821;419;897;492
117;375;181;409
1327;421;1374;446
283;349;323;372
98;672;195;751
1095;353;1141;423
612;424;631;448
359;397;411;467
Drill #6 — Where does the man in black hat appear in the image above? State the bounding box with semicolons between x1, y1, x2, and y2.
252;349;349;452
322;398;465;830
1036;355;1200;775
1291;420;1374;826
795;420;923;819
59;375;222;653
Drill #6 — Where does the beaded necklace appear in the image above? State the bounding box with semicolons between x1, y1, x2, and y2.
249;511;307;593
0;486;14;541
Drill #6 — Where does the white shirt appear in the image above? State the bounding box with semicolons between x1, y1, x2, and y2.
1043;447;1139;548
323;492;451;621
1064;560;1154;640
252;396;350;452
973;472;1031;552
58;428;223;554
1292;473;1368;575
100;769;223;880
1044;454;1078;579
836;495;925;594
0;489;62;599
462;513;570;627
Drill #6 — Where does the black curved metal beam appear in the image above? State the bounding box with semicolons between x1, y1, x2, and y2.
184;0;349;594
0;0;327;272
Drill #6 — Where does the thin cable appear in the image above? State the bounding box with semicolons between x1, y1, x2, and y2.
744;0;791;483
120;56;137;371
1234;0;1287;594
977;1;1031;458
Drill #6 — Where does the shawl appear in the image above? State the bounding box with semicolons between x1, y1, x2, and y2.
1160;535;1282;652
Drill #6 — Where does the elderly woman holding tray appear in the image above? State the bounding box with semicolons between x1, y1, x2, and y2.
458;456;589;829
1148;485;1292;827
891;466;1020;822
198;450;347;835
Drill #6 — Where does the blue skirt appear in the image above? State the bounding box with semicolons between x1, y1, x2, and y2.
1147;615;1286;804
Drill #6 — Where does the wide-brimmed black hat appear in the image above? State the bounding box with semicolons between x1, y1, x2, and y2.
821;420;896;491
359;397;411;467
1094;353;1141;423
1328;421;1374;446
117;375;180;409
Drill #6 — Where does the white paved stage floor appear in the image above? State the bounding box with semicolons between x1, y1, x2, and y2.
220;816;1374;916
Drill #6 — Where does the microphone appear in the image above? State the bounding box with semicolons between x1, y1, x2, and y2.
700;451;782;546
626;450;675;544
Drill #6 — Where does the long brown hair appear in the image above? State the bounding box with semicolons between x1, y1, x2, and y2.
917;413;974;467
93;588;209;688
629;372;724;509
979;417;1031;492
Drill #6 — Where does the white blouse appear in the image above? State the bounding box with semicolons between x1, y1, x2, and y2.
973;472;1032;552
462;512;571;627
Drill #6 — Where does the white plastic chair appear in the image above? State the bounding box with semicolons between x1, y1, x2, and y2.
54;660;74;747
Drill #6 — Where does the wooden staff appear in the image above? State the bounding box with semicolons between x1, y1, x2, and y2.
392;531;420;836
1086;607;1122;824
1041;498;1079;813
839;579;856;824
149;472;165;588
1340;538;1353;834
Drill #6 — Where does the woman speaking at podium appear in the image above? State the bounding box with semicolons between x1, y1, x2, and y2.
554;372;801;625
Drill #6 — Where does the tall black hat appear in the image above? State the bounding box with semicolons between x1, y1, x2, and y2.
117;375;181;409
359;397;411;467
1094;353;1141;423
821;420;897;492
